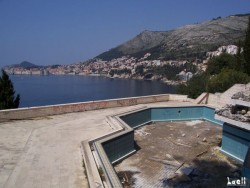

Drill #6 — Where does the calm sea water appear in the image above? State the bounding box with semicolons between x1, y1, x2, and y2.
10;75;176;108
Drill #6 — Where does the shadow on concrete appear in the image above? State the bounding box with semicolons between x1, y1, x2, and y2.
134;141;141;151
117;170;140;187
162;157;243;188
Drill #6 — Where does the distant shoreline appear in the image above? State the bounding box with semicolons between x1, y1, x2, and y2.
9;73;181;85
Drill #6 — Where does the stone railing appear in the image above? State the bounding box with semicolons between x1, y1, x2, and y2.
0;94;188;122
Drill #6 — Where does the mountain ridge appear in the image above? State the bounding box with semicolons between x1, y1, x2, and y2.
96;14;250;61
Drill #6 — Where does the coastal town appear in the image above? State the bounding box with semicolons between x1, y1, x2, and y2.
4;45;239;84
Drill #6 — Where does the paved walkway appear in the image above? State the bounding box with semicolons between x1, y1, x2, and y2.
0;101;192;188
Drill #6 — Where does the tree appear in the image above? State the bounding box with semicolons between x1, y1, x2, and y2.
177;51;250;99
135;65;144;75
0;69;20;110
206;53;237;75
243;16;250;75
207;69;250;93
109;69;115;77
177;72;209;99
235;40;243;71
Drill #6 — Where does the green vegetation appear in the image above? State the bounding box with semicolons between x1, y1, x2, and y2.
19;61;39;69
135;65;144;75
108;62;196;80
207;69;250;93
177;73;209;98
145;63;197;80
109;68;132;77
98;167;105;181
244;17;250;75
96;48;124;61
177;52;250;98
0;69;20;110
50;64;61;69
206;53;239;74
129;45;211;62
177;17;250;98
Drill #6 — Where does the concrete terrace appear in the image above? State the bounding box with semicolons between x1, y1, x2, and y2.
1;83;248;188
0;101;193;188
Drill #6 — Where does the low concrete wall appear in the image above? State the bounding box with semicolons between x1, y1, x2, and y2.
168;94;189;102
195;92;226;108
207;93;227;108
195;83;250;108
0;94;171;122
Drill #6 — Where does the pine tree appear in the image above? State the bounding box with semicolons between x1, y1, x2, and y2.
0;69;20;110
243;16;250;75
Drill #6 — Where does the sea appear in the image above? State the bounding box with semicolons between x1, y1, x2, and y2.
10;75;176;108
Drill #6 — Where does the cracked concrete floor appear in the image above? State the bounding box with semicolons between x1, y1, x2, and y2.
0;101;192;188
0;107;124;188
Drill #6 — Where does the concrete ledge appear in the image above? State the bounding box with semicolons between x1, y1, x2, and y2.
168;94;189;101
80;124;127;188
111;150;136;165
0;94;170;122
195;92;227;108
81;105;147;188
133;120;152;129
215;114;250;131
232;99;250;107
81;141;104;188
220;148;244;163
94;142;123;188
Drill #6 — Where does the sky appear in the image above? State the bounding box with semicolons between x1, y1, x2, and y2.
0;0;249;67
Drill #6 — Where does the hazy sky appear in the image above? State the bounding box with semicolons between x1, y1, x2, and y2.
0;0;249;67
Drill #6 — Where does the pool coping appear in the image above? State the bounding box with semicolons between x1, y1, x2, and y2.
81;105;147;188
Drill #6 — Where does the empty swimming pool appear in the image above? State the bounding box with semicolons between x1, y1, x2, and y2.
94;105;224;188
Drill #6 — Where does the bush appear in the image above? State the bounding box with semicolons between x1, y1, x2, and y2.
177;72;209;99
206;53;237;75
207;69;250;93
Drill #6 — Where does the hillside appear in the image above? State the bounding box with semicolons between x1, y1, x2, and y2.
19;61;39;68
6;61;42;69
96;14;249;61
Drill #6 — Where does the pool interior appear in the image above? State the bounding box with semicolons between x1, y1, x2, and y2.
94;106;249;187
102;106;223;163
115;120;239;188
